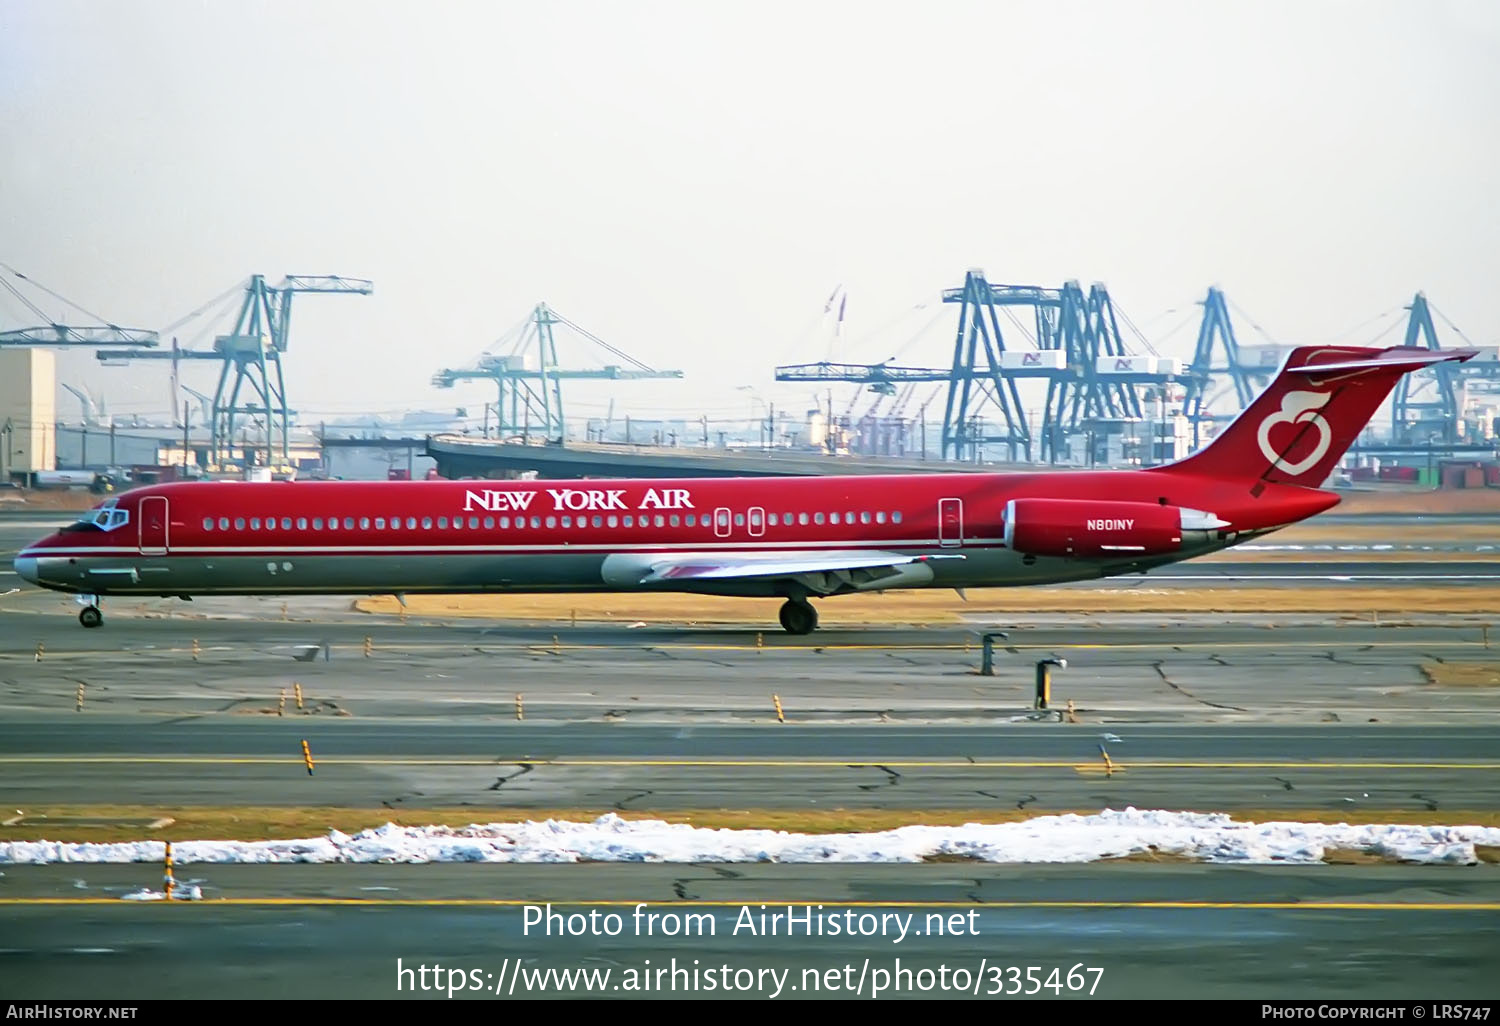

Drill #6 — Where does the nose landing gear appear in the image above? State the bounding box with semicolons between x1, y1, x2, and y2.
777;598;819;635
77;595;103;629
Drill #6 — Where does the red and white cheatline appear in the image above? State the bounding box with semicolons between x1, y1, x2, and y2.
14;345;1474;634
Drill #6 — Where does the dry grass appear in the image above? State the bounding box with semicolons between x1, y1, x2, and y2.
5;805;1500;844
1477;845;1500;864
356;585;1499;622
1099;846;1201;863
1420;663;1500;688
1336;490;1500;515
1253;523;1500;543
1319;847;1402;865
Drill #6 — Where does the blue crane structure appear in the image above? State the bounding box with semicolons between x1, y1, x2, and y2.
96;274;372;467
431;303;683;443
1391;292;1460;444
1180;287;1282;449
0;264;158;350
776;270;1177;463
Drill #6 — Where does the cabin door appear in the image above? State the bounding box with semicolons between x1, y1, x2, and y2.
139;496;169;555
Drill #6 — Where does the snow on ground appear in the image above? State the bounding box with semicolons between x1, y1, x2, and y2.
2;810;1498;868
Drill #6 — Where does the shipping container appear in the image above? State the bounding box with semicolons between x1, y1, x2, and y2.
1465;467;1485;488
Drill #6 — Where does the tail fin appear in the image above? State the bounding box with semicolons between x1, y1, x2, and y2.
1155;345;1475;488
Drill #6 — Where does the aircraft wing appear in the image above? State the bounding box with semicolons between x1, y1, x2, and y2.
601;550;963;594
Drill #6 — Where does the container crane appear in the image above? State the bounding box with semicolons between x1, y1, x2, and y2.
97;274;371;468
432;303;683;443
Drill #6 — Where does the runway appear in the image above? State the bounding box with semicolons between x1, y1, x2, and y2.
2;864;1498;999
4;512;1500;1000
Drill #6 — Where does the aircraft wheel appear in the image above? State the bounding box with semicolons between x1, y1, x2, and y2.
79;606;103;629
778;599;817;635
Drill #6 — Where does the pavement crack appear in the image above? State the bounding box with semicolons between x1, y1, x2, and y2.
487;763;535;791
1273;777;1295;791
690;862;744;880
853;765;902;791
1152;659;1248;712
1412;793;1439;811
1016;794;1038;809
614;790;653;810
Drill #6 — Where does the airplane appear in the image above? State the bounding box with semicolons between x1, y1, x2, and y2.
13;344;1474;633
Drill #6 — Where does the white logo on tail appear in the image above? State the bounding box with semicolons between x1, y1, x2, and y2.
1256;390;1333;476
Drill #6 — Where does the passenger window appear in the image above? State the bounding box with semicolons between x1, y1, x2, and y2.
437;517;448;529
545;516;556;528
406;517;417;530
234;517;246;530
219;517;230;530
669;514;680;527
297;517;308;530
281;518;292;530
830;512;840;525
328;518;338;531
876;511;886;524
592;515;603;528
563;515;573;528
483;516;495;529
529;516;540;528
607;515;618;528
203;517;214;531
733;513;744;527
421;517;432;529
312;518;323;530
767;513;777;526
496;515;507;528
860;511;871;524
845;510;854;523
783;511;792;524
344;517;355;530
375;518;386;529
798;512;809;525
892;510;903;524
468;516;479;529
250;517;260;530
622;515;632;527
814;512;825;525
359;517;370;529
685;514;696;527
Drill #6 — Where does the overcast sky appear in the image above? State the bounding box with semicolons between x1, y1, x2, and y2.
2;0;1496;429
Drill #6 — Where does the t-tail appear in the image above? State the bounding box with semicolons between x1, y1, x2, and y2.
1152;345;1476;489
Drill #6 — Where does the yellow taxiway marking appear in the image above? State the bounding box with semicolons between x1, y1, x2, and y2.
1;639;1493;661
0;897;1497;911
0;756;1495;771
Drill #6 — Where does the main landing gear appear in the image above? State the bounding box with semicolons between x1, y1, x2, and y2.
777;598;819;636
77;595;103;629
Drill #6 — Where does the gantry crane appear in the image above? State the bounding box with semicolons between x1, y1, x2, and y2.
432;303;683;443
97;274;371;467
0;263;158;349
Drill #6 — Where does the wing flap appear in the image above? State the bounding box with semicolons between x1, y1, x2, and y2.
644;550;953;583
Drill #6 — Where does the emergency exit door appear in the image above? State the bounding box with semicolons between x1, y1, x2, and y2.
938;497;963;547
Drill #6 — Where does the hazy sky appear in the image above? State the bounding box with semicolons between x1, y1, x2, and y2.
2;0;1497;430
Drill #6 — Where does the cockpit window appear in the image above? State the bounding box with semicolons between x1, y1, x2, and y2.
60;500;129;533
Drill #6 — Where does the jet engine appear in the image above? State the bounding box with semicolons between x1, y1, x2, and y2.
1003;498;1229;558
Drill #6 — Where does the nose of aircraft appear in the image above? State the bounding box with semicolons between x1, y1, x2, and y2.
13;556;38;584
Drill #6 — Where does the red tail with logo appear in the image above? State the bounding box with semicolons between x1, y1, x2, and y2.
1153;345;1475;488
